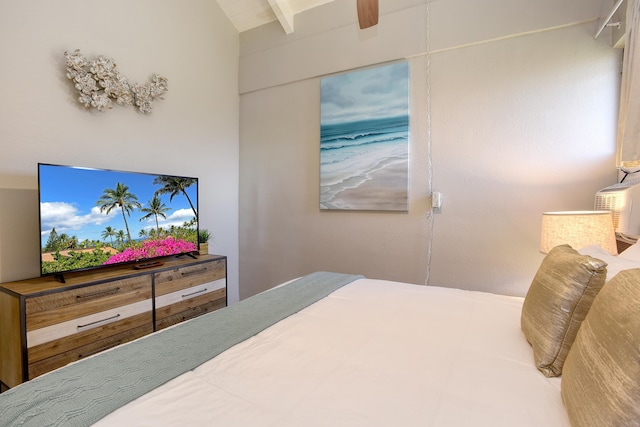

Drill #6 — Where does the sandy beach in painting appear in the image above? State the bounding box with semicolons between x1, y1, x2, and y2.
320;115;409;211
324;159;409;211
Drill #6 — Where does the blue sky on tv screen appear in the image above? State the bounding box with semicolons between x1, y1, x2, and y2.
38;165;198;247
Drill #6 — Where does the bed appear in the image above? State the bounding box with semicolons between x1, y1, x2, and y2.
1;245;639;427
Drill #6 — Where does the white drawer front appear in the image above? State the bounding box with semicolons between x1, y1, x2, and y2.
155;278;225;309
27;299;152;348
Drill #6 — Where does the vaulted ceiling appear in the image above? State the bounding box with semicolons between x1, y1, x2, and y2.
216;0;337;34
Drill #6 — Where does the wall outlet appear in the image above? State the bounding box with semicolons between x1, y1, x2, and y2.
432;191;443;210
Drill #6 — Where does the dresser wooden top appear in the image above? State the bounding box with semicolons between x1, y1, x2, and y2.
0;254;226;297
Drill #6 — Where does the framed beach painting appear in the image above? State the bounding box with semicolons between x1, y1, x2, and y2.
320;61;409;211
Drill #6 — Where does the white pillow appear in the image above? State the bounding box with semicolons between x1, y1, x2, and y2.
578;244;640;281
618;242;640;261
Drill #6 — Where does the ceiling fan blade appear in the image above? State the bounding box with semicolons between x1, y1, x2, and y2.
357;0;379;29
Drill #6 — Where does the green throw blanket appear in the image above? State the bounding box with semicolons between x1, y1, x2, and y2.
0;271;362;427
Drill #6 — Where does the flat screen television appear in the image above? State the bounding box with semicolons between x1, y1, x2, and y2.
38;163;199;279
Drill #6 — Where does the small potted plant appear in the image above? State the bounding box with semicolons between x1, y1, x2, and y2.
198;229;211;255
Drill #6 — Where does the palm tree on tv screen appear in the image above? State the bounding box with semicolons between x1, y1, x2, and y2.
153;176;198;220
96;182;141;243
139;195;171;235
101;226;117;246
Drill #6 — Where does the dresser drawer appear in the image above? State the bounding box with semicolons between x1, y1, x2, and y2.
27;311;152;363
155;281;226;330
154;259;225;296
155;279;226;310
26;276;152;331
156;292;227;330
27;321;152;380
27;301;153;350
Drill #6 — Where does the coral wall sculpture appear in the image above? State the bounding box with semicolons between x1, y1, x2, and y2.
64;49;168;114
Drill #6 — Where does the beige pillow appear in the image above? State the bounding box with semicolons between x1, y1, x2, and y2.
521;244;607;377
561;268;640;427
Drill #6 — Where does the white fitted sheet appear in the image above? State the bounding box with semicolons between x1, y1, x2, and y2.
94;278;570;426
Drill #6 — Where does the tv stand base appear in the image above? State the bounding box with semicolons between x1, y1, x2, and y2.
176;252;197;259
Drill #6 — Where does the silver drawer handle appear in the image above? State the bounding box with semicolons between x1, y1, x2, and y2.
77;314;121;331
182;288;208;299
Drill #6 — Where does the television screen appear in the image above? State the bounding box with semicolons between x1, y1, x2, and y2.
38;163;199;277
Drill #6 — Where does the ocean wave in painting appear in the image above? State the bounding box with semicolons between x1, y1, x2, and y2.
320;115;409;210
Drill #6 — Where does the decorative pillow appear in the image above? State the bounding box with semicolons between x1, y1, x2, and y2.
561;268;640;427
579;244;640;282
521;244;607;377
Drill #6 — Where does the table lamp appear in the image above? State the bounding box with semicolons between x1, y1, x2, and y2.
540;211;617;255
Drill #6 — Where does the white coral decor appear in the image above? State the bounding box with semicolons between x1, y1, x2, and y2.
64;49;167;114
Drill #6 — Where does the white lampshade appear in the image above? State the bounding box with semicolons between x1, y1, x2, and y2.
540;211;617;255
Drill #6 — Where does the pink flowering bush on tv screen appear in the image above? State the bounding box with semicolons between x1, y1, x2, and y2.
103;237;197;264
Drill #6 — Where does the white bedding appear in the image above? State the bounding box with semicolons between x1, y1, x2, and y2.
94;278;570;426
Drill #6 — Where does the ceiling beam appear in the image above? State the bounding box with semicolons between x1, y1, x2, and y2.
267;0;295;34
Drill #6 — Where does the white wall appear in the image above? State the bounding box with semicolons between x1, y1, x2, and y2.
0;0;241;303
429;22;620;295
238;0;621;298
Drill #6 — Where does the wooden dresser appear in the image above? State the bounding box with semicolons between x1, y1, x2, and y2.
0;254;226;390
